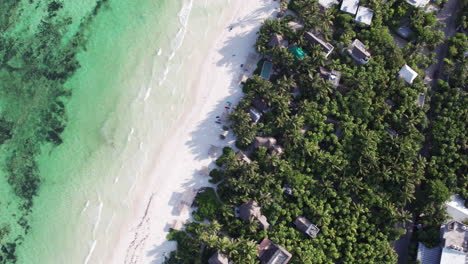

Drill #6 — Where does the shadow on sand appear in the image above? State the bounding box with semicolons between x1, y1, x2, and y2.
146;1;278;263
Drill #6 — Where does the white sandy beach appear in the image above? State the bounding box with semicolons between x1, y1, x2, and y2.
112;1;279;263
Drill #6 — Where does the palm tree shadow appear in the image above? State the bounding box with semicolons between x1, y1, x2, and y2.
146;1;279;263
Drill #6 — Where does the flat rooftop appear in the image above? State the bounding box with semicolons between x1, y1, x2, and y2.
341;0;359;15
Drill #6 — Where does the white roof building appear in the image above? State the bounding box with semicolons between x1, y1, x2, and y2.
439;248;466;264
406;0;430;7
340;0;359;15
398;64;418;84
319;0;339;9
446;195;468;222
355;6;374;26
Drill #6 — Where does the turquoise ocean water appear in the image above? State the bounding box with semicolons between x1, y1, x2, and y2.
0;0;222;262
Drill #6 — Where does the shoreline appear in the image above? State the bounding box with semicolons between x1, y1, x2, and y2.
112;1;280;263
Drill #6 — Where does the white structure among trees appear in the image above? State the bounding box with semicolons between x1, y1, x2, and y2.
398;64;418;84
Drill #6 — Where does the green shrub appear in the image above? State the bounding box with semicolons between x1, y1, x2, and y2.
209;169;224;184
193;188;222;221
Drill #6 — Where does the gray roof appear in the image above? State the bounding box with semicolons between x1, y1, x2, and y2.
294;216;320;238
254;137;277;149
269;34;288;48
236;151;252;164
304;32;334;57
385;128;398;137
355;6;373;26
349;39;371;64
258;238;292;264
208;252;229;264
319;67;341;88
417;242;441;264
340;0;359;15
239;200;270;229
252;97;271;113
397;25;413;39
441;221;468;252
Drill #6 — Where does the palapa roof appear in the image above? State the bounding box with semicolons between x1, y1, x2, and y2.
355;6;373;26
269;34;288;48
398;64;418;84
239;200;270;229
304;32;334;57
340;0;359;15
287;21;304;31
258;238;292;264
236;151;252;164
254;137;277;149
208;252;229;264
294;216;320;238
252;97;270;113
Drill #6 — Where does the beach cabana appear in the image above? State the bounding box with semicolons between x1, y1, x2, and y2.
268;34;288;48
340;0;359;15
355;6;373;26
289;46;306;60
398;64;418;84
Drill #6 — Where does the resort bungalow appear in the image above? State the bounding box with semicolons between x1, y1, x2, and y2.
319;67;341;89
355;6;373;26
257;238;292;264
398;64;418;84
249;108;262;123
348;39;371;65
236;151;252;164
340;0;359;15
254;137;284;155
305;32;334;58
440;221;467;264
294;216;320;238
319;0;339;9
269;34;288;48
239;200;270;229
208;252;229;264
289;46;306;60
287;21;304;32
252;97;271;114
